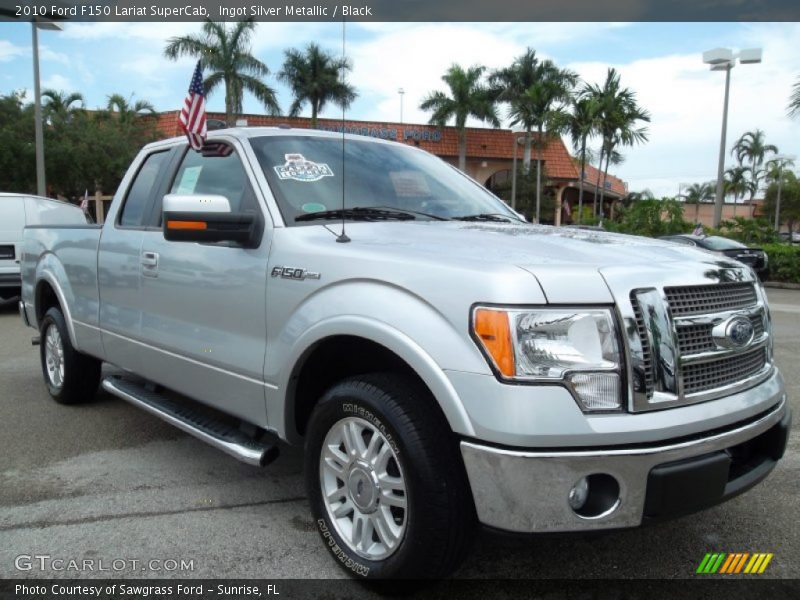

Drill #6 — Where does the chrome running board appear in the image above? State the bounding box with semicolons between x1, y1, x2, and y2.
102;376;279;467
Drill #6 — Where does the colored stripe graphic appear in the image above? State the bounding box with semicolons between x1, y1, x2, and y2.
699;552;773;574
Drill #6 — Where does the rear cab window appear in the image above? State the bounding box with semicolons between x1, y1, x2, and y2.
118;150;171;228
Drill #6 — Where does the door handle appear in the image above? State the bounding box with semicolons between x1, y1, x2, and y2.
141;251;159;267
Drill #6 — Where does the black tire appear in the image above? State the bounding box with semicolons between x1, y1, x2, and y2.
39;306;101;404
305;372;475;579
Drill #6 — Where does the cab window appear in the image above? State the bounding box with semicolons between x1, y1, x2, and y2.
119;150;170;228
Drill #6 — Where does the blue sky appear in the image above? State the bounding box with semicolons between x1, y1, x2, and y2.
1;21;799;196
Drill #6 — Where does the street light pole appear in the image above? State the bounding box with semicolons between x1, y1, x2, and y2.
32;22;46;197
398;88;404;124
30;19;62;198
712;63;732;228
511;138;518;210
703;47;762;228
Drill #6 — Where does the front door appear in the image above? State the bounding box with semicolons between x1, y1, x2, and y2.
137;142;271;426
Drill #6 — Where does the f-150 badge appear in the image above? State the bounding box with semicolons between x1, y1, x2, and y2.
271;266;321;280
274;154;334;182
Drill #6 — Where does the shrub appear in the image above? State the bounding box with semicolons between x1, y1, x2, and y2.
763;243;800;283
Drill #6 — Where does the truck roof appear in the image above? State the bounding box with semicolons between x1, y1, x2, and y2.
148;126;405;151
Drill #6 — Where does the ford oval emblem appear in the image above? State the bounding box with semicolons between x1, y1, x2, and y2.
711;316;755;349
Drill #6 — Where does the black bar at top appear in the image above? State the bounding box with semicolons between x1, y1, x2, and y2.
1;0;799;23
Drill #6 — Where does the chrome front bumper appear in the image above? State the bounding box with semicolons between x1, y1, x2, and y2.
461;397;790;533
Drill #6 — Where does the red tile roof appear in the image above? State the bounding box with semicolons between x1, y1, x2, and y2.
579;162;627;197
153;112;621;187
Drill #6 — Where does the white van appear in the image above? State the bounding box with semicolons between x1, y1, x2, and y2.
0;193;88;301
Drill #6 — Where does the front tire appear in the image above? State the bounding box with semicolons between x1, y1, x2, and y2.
39;306;101;404
305;373;475;579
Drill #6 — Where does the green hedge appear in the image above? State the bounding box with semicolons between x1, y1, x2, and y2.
763;244;800;283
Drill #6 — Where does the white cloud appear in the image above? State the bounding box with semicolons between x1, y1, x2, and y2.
347;23;526;126
41;73;73;91
0;40;24;62
40;45;69;64
60;22;201;42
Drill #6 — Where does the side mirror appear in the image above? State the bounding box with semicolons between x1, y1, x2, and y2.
162;194;257;246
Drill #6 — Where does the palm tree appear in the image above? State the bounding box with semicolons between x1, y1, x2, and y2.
731;129;777;204
278;43;356;129
724;166;754;217
490;49;578;223
789;76;800;119
106;94;156;124
586;69;650;217
164;20;280;126
41;90;85;123
420;64;499;172
681;182;715;223
565;91;601;223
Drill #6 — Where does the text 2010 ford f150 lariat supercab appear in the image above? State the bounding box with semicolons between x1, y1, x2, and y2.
20;129;791;578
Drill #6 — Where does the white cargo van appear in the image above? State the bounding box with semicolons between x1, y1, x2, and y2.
0;193;87;300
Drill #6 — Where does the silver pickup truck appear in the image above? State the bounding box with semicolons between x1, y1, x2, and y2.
20;128;791;579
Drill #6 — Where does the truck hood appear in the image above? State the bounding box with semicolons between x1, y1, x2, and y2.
331;221;742;303
338;221;732;267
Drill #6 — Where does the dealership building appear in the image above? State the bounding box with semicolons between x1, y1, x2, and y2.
153;112;627;225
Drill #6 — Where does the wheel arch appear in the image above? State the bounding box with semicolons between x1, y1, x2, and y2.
34;272;78;347
278;318;476;445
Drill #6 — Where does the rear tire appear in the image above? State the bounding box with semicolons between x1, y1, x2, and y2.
39;306;101;404
305;373;475;579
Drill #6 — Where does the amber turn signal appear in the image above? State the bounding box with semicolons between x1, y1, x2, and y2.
473;308;515;377
166;220;208;230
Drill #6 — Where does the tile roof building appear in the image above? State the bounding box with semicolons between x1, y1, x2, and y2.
152;112;628;224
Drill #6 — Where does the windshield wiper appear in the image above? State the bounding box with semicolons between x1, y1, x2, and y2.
453;213;522;223
365;205;450;221
295;207;416;222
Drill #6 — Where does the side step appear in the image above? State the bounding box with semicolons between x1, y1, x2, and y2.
102;376;279;467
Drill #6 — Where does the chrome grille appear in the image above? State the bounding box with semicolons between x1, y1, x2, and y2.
676;314;765;356
628;280;770;411
630;295;654;396
664;283;757;316
683;347;768;395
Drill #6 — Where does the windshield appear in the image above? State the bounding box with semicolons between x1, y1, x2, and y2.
250;135;518;224
699;236;747;250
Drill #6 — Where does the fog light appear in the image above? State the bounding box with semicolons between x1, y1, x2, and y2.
568;373;621;411
568;477;589;510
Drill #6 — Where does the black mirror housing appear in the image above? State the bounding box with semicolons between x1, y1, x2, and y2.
163;212;257;247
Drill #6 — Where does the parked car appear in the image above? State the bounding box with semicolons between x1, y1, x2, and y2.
19;129;790;579
659;234;768;279
778;231;800;243
0;193;87;301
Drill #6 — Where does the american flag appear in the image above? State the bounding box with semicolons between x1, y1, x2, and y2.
179;60;207;151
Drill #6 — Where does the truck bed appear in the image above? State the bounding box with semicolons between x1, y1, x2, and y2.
21;224;104;358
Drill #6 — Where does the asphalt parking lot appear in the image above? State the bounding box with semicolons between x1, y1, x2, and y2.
0;290;798;583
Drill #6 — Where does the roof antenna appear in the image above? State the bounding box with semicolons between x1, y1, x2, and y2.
336;17;350;243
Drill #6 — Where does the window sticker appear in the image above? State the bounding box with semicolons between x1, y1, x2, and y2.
274;153;334;182
389;171;431;197
175;166;202;194
301;202;327;213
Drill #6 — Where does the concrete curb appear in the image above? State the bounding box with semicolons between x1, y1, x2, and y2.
763;281;800;290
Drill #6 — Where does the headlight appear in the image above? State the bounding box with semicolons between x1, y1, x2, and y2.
472;307;624;411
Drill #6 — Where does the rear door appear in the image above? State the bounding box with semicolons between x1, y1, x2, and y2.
136;140;271;425
98;148;174;372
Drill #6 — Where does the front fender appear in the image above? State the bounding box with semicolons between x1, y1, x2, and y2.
266;280;488;443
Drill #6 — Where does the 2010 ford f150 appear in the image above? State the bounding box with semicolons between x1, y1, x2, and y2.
20;128;791;579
